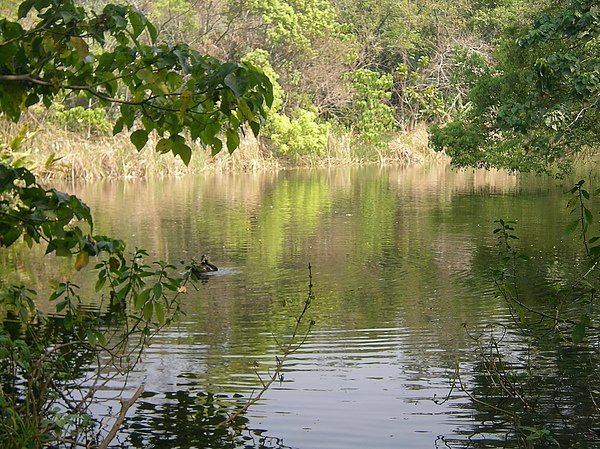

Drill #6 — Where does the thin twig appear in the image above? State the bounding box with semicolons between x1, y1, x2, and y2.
219;263;315;426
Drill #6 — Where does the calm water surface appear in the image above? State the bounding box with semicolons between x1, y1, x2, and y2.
7;165;588;447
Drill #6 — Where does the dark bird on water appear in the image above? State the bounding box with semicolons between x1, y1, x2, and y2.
189;255;218;280
199;254;218;272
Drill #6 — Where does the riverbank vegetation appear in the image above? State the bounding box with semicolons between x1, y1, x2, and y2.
2;0;577;179
431;1;600;445
2;0;600;447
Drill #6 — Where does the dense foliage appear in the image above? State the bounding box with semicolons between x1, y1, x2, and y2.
2;0;574;165
0;0;272;161
0;1;274;447
431;0;600;173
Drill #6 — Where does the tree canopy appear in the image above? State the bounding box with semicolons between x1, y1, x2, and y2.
0;0;273;161
430;0;600;174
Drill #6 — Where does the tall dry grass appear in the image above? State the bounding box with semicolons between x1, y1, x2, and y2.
0;118;438;180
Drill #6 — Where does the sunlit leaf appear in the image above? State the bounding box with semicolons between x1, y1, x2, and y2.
75;251;89;271
69;36;89;60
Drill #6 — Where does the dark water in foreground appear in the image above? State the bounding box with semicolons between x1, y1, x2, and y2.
4;164;599;448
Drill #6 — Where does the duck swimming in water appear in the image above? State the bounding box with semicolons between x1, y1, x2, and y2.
200;254;218;272
188;255;218;280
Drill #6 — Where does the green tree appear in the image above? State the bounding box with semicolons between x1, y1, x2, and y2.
243;49;330;157
344;68;395;144
430;0;600;173
0;1;274;446
0;0;272;161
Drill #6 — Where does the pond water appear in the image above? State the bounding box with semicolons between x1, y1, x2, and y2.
4;164;596;448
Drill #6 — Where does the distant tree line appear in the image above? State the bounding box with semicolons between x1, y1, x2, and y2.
3;0;575;164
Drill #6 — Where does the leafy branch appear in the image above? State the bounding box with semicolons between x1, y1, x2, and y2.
0;0;273;162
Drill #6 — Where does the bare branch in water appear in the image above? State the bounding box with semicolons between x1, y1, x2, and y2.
219;263;316;426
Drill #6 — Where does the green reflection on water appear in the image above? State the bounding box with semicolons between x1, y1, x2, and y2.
2;165;594;447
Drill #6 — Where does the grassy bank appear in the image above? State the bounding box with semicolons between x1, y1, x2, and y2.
0;118;442;181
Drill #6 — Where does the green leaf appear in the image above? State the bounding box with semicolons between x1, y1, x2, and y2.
1;227;22;247
87;329;97;346
128;10;145;38
155;301;165;324
130;129;149;151
3;21;24;40
572;322;586;343
172;139;192;165
249;121;261;137
156;138;171;154
95;276;106;292
564;219;580;236
75;251;89;271
236;98;254;120
23;233;34;248
56;299;68;313
18;0;34;18
224;72;248;97
226;128;240;154
210;137;223;156
584;207;594;226
146;21;158;42
113;117;125;135
149;81;169;96
137;68;156;83
589;245;600;259
109;256;120;271
135;288;151;309
152;282;163;299
143;301;153;321
70;36;89;60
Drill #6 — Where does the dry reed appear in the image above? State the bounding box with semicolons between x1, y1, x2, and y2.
1;118;437;181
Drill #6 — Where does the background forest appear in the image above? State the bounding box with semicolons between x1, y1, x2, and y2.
0;0;568;177
2;1;600;447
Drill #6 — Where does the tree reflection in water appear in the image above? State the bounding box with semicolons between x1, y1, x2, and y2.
442;323;600;448
120;389;294;449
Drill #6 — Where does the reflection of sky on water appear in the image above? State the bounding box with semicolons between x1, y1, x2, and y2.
119;320;504;448
247;333;468;449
